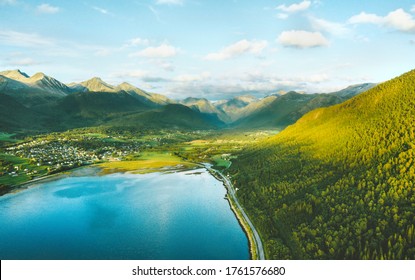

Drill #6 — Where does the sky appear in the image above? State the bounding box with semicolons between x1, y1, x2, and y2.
0;0;414;100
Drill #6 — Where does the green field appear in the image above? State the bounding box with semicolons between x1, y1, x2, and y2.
212;155;231;169
99;151;197;174
0;153;48;187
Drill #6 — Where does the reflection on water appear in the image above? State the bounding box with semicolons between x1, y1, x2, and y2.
0;168;249;260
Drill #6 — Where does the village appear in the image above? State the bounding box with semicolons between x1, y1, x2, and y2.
1;136;141;180
0;129;210;187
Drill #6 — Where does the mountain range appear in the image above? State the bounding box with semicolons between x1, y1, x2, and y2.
0;69;375;133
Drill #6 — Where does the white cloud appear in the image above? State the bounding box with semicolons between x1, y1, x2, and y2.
278;30;329;48
156;0;183;5
110;70;172;84
161;71;348;100
310;17;350;36
165;72;301;99
122;37;151;49
349;12;385;25
385;9;415;32
349;9;415;33
411;5;415;13
204;39;268;60
305;73;329;83
37;3;60;14
0;29;54;47
131;43;178;58
174;72;210;83
126;38;150;47
110;70;173;85
277;1;311;13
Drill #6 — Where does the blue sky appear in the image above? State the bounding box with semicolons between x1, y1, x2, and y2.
0;0;414;99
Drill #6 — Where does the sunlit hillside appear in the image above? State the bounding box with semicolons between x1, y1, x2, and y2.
231;69;415;259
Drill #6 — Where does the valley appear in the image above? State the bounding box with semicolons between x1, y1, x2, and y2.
1;68;414;260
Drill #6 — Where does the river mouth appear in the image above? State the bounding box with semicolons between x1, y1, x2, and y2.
0;167;249;260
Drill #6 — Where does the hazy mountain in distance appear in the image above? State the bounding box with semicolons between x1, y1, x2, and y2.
234;84;375;129
116;82;174;107
330;83;376;99
231;95;279;121
232;91;334;129
214;95;263;122
181;97;230;123
216;95;257;110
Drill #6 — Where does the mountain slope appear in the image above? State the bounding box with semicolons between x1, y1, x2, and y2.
0;70;71;96
230;70;415;259
107;104;224;130
330;83;376;99
38;92;222;131
181;97;229;122
0;72;69;107
70;78;173;107
27;72;70;95
234;84;373;129
0;69;30;81
78;77;116;92
215;95;260;122
234;92;343;129
57;91;149;117
116;82;173;107
0;93;45;132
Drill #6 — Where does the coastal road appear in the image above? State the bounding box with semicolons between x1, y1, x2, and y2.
206;165;265;260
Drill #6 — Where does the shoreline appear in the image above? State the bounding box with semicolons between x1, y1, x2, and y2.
0;165;102;196
0;162;198;197
0;172;66;196
203;164;265;260
226;193;258;260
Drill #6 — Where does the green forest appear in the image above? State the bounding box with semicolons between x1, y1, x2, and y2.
230;69;415;259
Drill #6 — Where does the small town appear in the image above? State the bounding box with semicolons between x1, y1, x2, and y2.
1;134;141;180
0;129;211;185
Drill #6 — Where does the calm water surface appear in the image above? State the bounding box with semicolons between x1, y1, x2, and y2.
0;168;249;260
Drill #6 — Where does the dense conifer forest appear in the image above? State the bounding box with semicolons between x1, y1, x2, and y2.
230;70;415;259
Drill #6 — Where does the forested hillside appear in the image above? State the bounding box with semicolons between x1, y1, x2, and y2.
230;70;415;259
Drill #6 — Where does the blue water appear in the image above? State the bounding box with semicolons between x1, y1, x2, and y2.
0;168;249;260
